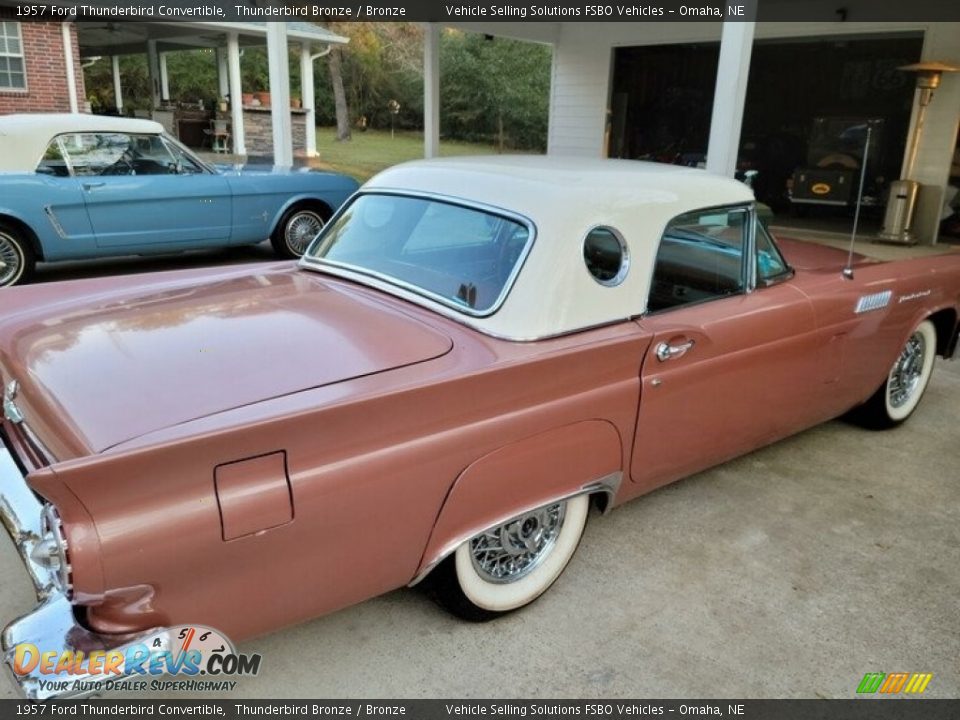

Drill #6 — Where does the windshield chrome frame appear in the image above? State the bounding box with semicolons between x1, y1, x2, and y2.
298;189;538;319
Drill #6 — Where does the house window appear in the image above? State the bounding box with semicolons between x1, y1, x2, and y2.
0;22;26;91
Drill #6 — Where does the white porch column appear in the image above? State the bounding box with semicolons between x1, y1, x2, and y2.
147;39;161;108
266;22;294;168
111;56;123;112
301;43;317;158
423;23;440;159
159;52;171;102
227;32;246;156
705;21;755;177
61;23;79;113
216;47;229;99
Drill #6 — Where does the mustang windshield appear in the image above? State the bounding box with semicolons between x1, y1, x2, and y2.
306;193;532;315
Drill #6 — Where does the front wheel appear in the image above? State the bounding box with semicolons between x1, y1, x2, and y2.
271;205;329;259
428;494;589;622
849;319;937;429
0;223;35;288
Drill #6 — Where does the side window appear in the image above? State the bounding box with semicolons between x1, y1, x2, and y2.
647;207;748;313
163;136;206;175
0;22;26;91
125;133;178;175
756;222;790;284
36;140;70;177
58;133;130;176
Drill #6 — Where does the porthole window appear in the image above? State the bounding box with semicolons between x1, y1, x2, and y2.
583;226;629;286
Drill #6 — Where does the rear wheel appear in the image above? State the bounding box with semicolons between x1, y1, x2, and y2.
427;494;589;622
849;319;937;429
271;205;330;259
0;223;35;288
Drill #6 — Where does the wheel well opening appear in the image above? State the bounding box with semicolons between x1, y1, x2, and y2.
928;308;958;357
0;215;43;260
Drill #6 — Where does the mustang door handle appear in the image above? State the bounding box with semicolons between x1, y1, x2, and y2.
82;182;105;190
655;339;695;362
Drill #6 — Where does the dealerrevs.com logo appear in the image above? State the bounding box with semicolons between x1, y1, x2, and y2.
12;625;261;695
856;672;933;695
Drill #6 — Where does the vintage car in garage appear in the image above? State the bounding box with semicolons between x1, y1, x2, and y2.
0;114;360;287
1;157;959;699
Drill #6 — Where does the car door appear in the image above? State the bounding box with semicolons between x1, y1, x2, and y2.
61;132;232;249
630;206;823;492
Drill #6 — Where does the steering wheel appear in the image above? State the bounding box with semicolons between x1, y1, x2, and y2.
101;149;136;176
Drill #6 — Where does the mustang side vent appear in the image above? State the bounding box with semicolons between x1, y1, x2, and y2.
855;290;893;314
214;452;293;541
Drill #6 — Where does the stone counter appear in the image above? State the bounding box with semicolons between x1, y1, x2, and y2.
241;106;308;157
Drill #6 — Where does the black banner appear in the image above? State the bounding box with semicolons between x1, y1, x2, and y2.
1;701;959;719
2;0;960;23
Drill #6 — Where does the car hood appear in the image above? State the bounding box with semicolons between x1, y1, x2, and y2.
0;268;452;457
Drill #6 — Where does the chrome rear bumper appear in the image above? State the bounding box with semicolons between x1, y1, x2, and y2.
0;439;165;701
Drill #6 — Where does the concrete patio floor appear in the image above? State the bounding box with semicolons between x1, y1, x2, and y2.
2;232;958;700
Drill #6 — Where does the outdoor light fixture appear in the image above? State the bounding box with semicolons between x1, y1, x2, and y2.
878;60;959;244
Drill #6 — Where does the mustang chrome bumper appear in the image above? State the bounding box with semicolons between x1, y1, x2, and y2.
0;439;165;701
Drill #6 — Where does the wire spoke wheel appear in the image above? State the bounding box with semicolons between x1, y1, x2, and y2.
284;210;325;257
0;229;29;287
429;494;590;621
469;503;566;583
887;331;926;409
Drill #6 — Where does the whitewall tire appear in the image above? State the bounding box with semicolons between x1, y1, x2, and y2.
428;494;590;622
850;319;937;429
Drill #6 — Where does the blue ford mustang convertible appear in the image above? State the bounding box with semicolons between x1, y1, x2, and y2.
0;114;360;287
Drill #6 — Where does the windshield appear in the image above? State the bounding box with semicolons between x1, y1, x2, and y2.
305;193;533;315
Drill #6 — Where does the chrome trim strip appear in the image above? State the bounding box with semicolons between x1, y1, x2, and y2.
855;290;893;314
408;471;622;587
43;206;68;240
299;189;538;320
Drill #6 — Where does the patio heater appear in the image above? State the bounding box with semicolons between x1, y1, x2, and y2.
878;61;959;244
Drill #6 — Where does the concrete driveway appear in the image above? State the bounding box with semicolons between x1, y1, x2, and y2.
1;363;957;700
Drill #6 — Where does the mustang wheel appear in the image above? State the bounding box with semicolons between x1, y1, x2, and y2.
0;223;35;288
851;319;937;429
428;494;589;622
271;206;330;259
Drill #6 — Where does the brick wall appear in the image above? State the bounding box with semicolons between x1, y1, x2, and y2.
0;17;86;116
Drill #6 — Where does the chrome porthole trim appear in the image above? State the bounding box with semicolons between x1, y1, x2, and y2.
582;225;630;287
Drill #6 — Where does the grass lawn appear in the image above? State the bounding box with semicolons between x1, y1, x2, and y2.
312;127;533;181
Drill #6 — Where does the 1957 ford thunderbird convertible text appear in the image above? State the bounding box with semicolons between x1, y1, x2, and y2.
1;157;958;699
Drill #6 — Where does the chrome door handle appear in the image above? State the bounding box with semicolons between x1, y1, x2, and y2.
82;182;105;190
655;340;695;362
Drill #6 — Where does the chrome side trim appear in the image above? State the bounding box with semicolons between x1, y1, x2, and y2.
408;471;622;587
855;290;893;314
43;206;68;240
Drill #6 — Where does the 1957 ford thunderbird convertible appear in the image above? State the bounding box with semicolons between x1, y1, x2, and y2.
1;157;959;699
0;113;359;287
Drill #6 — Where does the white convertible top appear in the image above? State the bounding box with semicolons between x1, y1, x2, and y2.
0;113;165;172
340;156;755;341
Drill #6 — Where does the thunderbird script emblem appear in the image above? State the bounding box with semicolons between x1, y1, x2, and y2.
3;380;24;424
